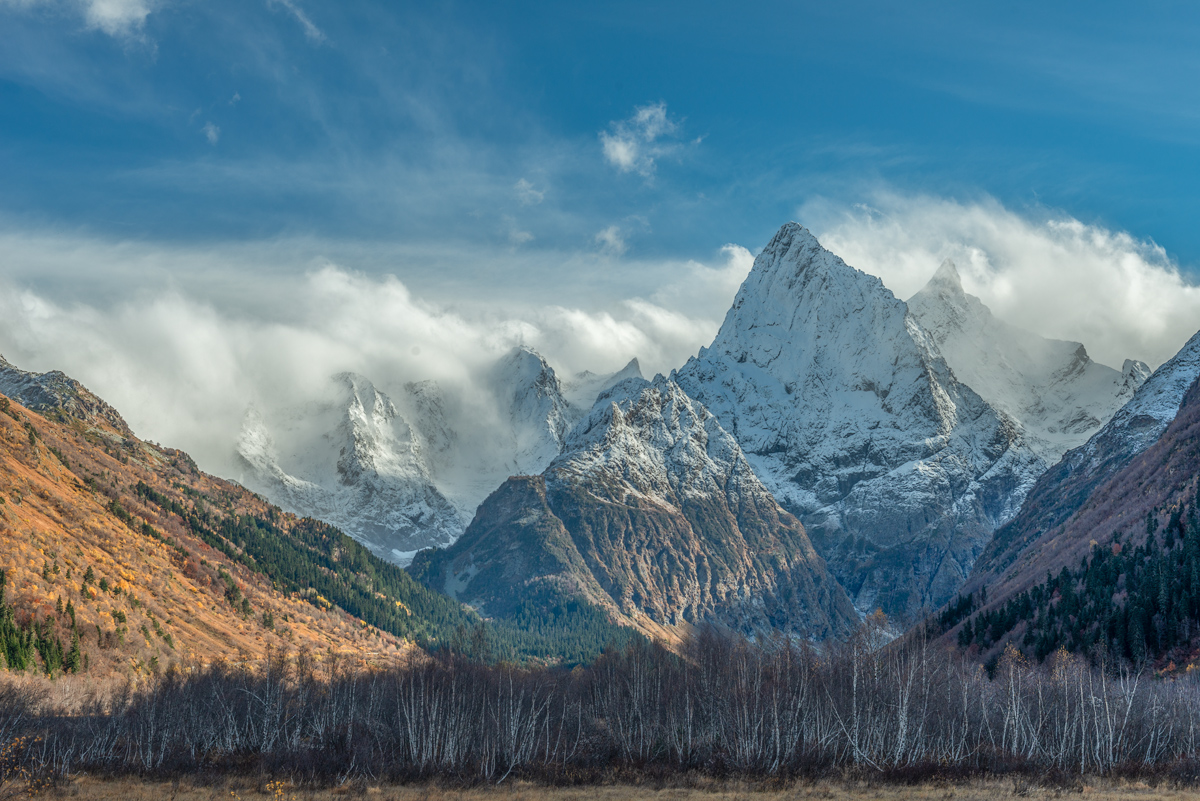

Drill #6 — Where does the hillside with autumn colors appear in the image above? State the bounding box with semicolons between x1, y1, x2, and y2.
0;387;431;680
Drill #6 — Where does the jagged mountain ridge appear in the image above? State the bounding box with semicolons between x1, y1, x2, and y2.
411;375;858;641
562;358;643;410
674;223;1048;618
907;259;1148;464
965;328;1200;600
236;348;645;564
0;354;131;435
236;373;464;563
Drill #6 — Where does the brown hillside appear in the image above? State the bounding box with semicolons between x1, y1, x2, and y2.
0;390;408;684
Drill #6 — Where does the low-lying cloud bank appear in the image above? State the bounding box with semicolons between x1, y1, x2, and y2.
807;193;1200;370
1;193;1198;483
0;237;751;477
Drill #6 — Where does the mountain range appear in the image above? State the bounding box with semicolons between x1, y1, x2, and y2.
234;349;643;564
8;220;1196;657
411;374;858;641
224;222;1180;639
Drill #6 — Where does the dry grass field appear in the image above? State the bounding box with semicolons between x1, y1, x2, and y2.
9;777;1200;801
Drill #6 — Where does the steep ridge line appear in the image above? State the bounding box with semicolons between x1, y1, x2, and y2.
411;375;859;641
966;328;1200;599
675;222;1045;618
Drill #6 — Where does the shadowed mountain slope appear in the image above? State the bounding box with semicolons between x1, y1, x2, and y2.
411;376;858;641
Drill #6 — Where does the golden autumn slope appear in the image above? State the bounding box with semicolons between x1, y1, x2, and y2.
0;388;410;680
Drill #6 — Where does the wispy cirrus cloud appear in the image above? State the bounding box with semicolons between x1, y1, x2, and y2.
268;0;323;42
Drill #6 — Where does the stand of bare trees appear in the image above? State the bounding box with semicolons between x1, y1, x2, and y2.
4;626;1200;785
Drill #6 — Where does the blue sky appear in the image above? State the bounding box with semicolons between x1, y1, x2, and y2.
4;1;1200;265
3;0;1200;467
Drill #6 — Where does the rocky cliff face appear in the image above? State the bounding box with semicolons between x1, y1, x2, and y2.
675;223;1046;618
967;328;1200;596
0;354;131;435
411;375;858;640
907;259;1147;464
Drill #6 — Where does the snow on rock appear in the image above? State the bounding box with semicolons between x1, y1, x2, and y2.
907;259;1147;464
0;354;131;434
233;345;633;565
969;327;1200;592
489;346;573;476
1067;328;1200;480
674;223;1046;618
235;373;464;563
562;358;644;412
413;373;859;640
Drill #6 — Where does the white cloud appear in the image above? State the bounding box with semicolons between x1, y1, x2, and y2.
650;244;754;318
594;225;627;256
229;92;241;106
202;121;220;145
805;193;1200;369
514;178;544;205
269;0;324;43
508;228;534;246
0;0;159;37
0;232;750;480
599;102;686;178
82;0;153;36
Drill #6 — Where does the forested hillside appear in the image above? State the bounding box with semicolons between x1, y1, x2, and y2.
937;374;1200;669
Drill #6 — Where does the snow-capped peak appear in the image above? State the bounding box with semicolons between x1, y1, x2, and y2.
562;357;644;409
926;258;965;295
489;345;572;474
1123;358;1152;385
676;222;1044;617
235;373;463;563
906;260;1148;463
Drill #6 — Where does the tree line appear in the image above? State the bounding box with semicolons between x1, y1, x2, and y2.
944;490;1200;668
4;624;1200;789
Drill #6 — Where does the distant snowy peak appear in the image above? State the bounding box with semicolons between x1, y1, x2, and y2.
490;346;573;474
907;259;1147;463
676;222;1043;617
562;357;643;409
232;343;632;564
1076;329;1200;470
403;379;457;473
968;327;1200;597
1123;358;1153;386
235;373;463;564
